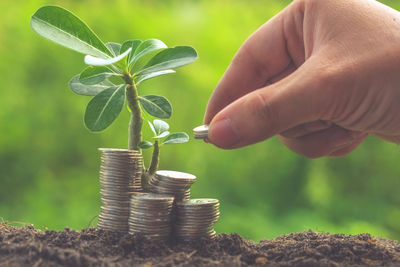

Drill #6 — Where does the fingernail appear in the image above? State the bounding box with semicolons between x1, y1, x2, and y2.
208;118;240;148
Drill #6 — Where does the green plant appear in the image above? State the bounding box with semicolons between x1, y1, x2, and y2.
30;6;195;183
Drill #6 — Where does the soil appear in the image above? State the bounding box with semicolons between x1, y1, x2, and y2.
1;223;400;266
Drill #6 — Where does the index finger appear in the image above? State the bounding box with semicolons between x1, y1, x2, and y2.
204;1;304;123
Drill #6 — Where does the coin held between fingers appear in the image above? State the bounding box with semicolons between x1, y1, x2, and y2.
193;125;209;140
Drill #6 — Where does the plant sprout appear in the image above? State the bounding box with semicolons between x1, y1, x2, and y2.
139;119;189;189
30;6;195;184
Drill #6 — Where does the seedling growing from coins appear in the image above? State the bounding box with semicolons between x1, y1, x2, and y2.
30;6;195;182
139;119;189;188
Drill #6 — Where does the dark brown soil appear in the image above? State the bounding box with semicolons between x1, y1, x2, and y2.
1;223;400;266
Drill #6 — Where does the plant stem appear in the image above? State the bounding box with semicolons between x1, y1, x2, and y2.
124;74;142;151
148;140;160;176
141;140;160;191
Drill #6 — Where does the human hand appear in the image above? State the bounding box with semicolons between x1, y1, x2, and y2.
204;0;400;158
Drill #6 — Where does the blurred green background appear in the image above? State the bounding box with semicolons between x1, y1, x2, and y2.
1;0;400;242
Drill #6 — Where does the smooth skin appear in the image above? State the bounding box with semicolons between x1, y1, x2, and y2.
204;0;400;158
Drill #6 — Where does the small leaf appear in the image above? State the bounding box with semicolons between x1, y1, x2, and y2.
121;39;142;64
130;50;165;74
135;70;175;84
85;47;132;66
106;42;121;56
139;95;172;119
138;141;153;149
154;131;170;139
153;119;169;135
31;6;112;58
84;85;126;131
137;46;197;75
108;75;124;85
163;132;189;145
69;75;114;96
79;66;115;85
148;120;156;135
129;39;167;72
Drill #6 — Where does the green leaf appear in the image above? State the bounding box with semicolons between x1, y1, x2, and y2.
138;141;153;149
135;70;175;84
139;95;172;119
69;75;114;96
129;39;167;73
121;40;142;64
163;132;189;145
84;85;126;131
31;6;112;58
106;42;121;56
79;66;115;85
137;46;197;75
108;75;124;85
84;47;132;66
148;120;156;135
153;119;169;135
154;131;170;139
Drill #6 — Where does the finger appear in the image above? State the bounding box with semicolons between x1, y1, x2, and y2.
264;63;297;87
374;134;400;145
278;127;367;158
280;120;333;138
207;58;335;149
328;135;367;158
204;1;305;123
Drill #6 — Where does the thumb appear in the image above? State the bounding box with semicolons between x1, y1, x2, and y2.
208;63;333;148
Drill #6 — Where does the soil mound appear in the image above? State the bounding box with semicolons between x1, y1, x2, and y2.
1;223;400;266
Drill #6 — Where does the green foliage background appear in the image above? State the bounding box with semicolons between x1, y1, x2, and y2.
1;0;400;242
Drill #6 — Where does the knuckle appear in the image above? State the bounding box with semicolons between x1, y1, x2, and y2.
248;92;278;134
315;59;353;93
310;62;353;119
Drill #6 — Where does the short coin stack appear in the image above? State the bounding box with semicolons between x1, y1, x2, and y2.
175;199;220;241
193;125;209;140
149;170;196;202
129;192;175;240
98;148;143;233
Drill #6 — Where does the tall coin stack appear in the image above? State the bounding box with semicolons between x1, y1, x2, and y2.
149;170;196;202
97;148;143;233
129;192;174;240
175;199;220;241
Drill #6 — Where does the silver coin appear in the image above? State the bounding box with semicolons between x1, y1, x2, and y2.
98;216;129;224
177;232;216;241
156;170;196;180
193;125;209;139
177;198;219;206
174;198;220;241
149;171;196;207
98;149;144;233
128;192;174;240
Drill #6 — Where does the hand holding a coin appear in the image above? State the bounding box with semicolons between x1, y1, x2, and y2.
204;0;400;158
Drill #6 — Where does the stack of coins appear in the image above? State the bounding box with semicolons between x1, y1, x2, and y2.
97;148;143;232
193;125;209;139
149;170;196;202
129;192;175;240
174;199;220;241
